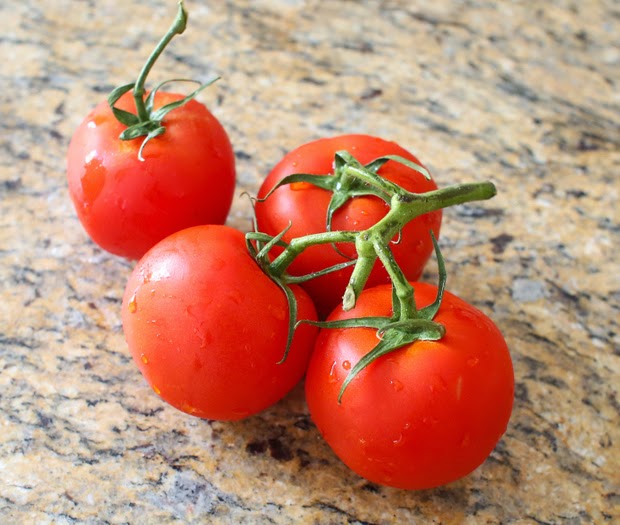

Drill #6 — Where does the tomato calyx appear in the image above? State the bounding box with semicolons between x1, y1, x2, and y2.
302;232;448;402
107;1;219;161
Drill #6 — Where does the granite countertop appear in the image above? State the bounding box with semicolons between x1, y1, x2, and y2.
2;0;618;523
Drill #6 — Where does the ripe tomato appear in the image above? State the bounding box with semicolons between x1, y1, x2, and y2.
255;134;441;318
121;225;318;420
305;282;514;490
67;91;236;260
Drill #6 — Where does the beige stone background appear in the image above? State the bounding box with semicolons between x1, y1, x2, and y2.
1;0;618;523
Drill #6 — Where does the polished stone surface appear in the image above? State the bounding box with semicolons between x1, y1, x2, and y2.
1;0;618;523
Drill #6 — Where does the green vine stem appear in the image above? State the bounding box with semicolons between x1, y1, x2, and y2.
267;175;496;314
132;1;188;122
106;1;218;160
250;151;497;399
342;180;495;312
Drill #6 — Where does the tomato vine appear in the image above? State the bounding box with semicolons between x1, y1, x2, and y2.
248;150;497;400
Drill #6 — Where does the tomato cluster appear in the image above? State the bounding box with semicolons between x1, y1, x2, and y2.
67;3;514;491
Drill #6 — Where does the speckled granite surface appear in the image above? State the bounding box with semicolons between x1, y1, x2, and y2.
1;0;618;523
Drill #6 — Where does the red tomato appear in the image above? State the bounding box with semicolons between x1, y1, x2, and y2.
255;135;441;318
67;91;236;259
305;282;514;490
121;225;318;420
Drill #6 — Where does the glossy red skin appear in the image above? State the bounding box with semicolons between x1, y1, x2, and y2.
121;225;318;421
255;135;442;318
67;91;236;260
305;282;514;490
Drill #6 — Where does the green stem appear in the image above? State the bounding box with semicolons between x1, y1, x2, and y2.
393;181;496;231
343;164;402;199
133;1;188;122
268;230;358;278
373;241;416;318
266;179;495;313
342;181;495;310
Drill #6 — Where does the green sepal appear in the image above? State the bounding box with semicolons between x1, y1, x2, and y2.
108;82;136;106
273;278;299;365
283;259;357;284
245;231;289;256
245;224;299;365
296;316;388;331
150;77;219;121
256;173;336;202
145;78;197;113
338;319;445;403
119;122;156;141
418;231;446;320
365;154;431;180
376;319;445;340
324;182;390;231
108;83;140;127
256;222;292;263
137;126;166;161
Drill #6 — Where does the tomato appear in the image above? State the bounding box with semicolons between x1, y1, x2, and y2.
121;225;318;420
255;134;441;318
67;91;236;260
305;282;514;490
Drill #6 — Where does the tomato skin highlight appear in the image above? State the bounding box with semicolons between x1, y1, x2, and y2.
255;134;442;318
67;91;236;260
121;225;318;420
305;282;514;490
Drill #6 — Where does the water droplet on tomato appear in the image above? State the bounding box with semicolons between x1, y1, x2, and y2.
453;307;481;325
87;114;106;128
182;403;199;415
328;361;338;383
128;294;137;313
342;360;351;370
81;152;106;204
140;354;149;364
390;379;404;392
392;433;403;446
153;384;161;395
456;376;463;401
268;304;286;321
467;357;479;367
429;374;447;393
